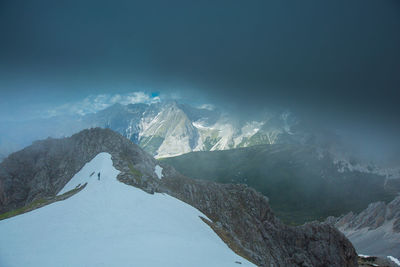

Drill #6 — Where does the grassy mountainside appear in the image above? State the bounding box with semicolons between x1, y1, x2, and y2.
161;144;396;225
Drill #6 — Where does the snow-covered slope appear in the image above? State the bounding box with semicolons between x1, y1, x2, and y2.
0;153;254;267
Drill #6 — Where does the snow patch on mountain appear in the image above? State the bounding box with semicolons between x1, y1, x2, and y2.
388;256;400;266
210;122;235;151
154;165;163;179
0;153;254;267
233;121;263;147
192;121;212;130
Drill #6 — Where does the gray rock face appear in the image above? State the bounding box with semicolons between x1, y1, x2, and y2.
158;176;357;266
331;196;400;233
0;128;158;212
327;196;400;259
0;128;358;266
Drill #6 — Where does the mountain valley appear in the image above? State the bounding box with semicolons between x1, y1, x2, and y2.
161;144;398;225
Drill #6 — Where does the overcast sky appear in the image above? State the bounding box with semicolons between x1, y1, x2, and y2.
0;1;399;135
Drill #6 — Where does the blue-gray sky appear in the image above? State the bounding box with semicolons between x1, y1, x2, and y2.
0;0;399;130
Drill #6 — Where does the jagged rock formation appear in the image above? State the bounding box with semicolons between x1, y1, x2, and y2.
0;128;358;266
327;196;400;259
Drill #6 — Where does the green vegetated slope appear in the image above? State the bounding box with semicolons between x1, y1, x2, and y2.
161;144;396;225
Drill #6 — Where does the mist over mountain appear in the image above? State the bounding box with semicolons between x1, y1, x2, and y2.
1;0;399;265
1;0;399;165
1;96;399;172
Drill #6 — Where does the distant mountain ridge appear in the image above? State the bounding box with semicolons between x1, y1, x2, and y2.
0;100;295;159
1;99;399;180
82;101;295;158
327;196;400;260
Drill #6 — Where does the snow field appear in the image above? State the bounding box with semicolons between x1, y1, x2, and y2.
0;153;254;267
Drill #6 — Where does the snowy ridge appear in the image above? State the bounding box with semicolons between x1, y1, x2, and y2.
388;256;400;266
0;153;254;267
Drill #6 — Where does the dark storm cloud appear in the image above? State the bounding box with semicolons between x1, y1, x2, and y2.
0;0;399;126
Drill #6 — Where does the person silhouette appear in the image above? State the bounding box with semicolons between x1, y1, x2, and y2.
98;172;100;181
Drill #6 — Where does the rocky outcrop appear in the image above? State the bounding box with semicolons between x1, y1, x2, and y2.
327;196;400;259
0;128;159;212
0;179;6;206
159;175;357;266
0;128;358;266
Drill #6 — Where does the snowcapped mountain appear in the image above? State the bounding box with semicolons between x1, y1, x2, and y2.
1;98;398;180
81;101;295;158
82;102;400;180
138;102;199;157
0;152;254;267
0;128;358;266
